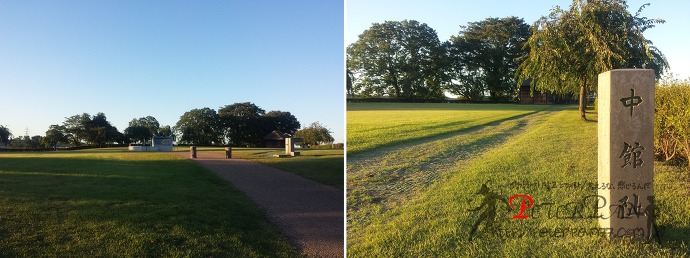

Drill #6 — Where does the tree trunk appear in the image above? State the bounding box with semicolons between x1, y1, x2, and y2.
390;68;401;98
579;84;588;120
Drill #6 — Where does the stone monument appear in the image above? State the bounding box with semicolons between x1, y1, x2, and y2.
128;136;173;152
598;69;655;240
285;137;303;157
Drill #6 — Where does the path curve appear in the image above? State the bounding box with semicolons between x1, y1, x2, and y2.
172;151;343;258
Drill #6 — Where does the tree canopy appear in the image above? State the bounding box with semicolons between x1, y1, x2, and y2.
124;116;162;144
448;17;530;101
175;108;223;145
263;111;301;136
62;113;122;147
218;102;266;147
3;103;307;149
347;20;447;99
0;125;11;145
42;125;69;148
294;122;334;147
517;0;668;119
174;102;302;147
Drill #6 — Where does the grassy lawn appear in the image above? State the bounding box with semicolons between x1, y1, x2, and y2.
347;104;690;257
179;147;344;189
346;103;551;155
0;150;298;257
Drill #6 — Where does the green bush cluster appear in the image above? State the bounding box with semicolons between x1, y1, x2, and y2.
654;76;690;166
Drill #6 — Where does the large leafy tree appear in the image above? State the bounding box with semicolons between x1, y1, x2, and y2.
175;108;222;145
63;113;91;146
85;113;122;147
448;17;530;101
294;122;334;147
125;116;161;144
62;113;121;146
347;20;447;99
346;68;354;98
158;125;173;137
42;125;69;149
517;0;667;120
218;102;266;147
263;111;301;136
0;125;11;145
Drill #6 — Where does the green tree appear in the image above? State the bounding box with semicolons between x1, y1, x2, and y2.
346;68;354;98
43;125;69;149
63;113;91;145
158;125;173;137
125;116;161;144
87;113;121;147
517;0;668;120
175;107;222;145
347;20;447;99
218;102;266;147
0;125;11;146
448;17;530;101
63;113;121;147
263;111;301;136
9;135;41;149
294;122;334;147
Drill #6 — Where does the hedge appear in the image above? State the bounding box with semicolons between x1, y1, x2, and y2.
654;76;690;166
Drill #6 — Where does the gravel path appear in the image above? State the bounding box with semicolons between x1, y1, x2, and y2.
172;151;343;258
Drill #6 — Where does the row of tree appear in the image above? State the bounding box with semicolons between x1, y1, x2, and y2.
0;102;335;149
347;0;668;119
174;102;302;146
347;17;530;102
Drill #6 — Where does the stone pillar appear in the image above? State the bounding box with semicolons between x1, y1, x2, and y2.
598;69;655;240
285;138;293;155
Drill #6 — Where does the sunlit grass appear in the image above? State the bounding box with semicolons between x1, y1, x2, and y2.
347;106;690;257
0;151;298;257
346;103;550;155
177;147;344;189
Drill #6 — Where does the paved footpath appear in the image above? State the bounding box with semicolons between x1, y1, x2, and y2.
172;151;343;258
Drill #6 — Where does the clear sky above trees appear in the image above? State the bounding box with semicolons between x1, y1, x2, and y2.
0;0;344;142
346;0;690;80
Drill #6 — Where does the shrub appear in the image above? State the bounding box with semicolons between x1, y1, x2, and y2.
654;75;690;166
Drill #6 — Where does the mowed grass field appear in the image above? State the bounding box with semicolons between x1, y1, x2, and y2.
347;103;690;257
0;150;298;257
347;103;551;155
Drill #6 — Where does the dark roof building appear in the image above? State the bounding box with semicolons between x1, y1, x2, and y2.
519;79;553;104
264;131;288;148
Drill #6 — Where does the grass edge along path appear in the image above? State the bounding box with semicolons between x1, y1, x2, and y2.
177;148;344;189
175;151;344;258
347;107;690;257
0;151;299;257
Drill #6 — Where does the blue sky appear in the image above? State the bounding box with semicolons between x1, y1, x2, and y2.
0;1;344;143
346;0;689;79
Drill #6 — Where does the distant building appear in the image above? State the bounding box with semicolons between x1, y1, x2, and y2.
264;131;288;148
519;79;554;104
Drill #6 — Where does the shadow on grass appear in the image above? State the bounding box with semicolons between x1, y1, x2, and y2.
0;156;297;257
348;107;558;157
